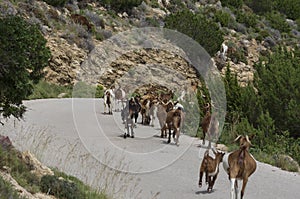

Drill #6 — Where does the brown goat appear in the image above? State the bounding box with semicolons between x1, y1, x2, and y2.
201;103;211;145
199;149;225;192
70;14;94;31
223;135;256;199
157;100;174;133
161;109;182;145
201;103;219;148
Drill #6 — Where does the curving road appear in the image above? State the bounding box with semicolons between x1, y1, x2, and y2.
1;98;300;199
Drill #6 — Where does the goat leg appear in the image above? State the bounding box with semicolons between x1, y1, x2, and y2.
199;171;203;188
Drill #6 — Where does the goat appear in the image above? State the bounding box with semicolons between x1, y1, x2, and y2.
140;95;157;125
103;89;114;114
121;97;140;138
157;100;174;137
201;103;211;145
70;14;94;31
114;87;126;111
223;135;257;199
199;149;225;192
201;103;219;148
161;108;182;145
159;90;174;103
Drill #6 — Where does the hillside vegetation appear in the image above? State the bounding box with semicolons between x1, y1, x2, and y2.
0;1;299;195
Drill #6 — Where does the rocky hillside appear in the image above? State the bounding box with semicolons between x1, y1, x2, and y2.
2;0;299;89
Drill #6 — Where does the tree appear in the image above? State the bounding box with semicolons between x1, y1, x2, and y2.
0;16;51;123
254;48;300;138
165;10;224;56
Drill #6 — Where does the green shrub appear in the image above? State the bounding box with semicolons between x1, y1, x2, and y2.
245;0;274;15
221;0;244;9
40;175;81;199
28;80;72;99
99;0;143;14
265;11;291;33
165;9;224;56
72;81;97;98
0;146;40;194
42;0;68;7
214;10;234;27
236;11;258;28
0;176;24;199
275;0;300;20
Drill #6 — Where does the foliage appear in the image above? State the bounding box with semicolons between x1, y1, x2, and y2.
254;48;300;138
236;11;258;28
99;0;143;14
0;176;25;199
245;0;274;15
42;0;69;7
40;175;81;199
214;10;234;27
221;0;244;9
165;9;224;56
275;0;300;20
52;169;108;199
0;145;40;194
72;81;104;98
265;11;291;33
28;80;72;99
0;16;50;122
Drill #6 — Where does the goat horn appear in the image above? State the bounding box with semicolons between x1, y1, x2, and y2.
246;135;252;145
234;135;242;142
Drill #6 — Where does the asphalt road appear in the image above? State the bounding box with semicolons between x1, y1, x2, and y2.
1;98;300;199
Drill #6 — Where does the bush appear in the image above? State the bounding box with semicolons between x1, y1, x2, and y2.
99;0;143;14
43;0;68;7
221;0;244;9
0;176;24;199
265;11;291;33
245;0;274;15
40;175;81;199
28;81;72;99
42;0;68;7
214;10;234;27
0;145;40;195
236;11;258;28
165;9;224;56
275;0;300;20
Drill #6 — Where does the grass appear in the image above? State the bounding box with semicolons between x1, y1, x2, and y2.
2;123;142;199
28;80;105;99
28;80;72;99
0;129;110;198
0;176;25;199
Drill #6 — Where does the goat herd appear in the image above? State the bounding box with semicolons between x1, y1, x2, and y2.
102;86;257;199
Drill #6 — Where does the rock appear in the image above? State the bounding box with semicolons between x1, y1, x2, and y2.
21;151;54;179
0;135;13;150
263;36;277;48
57;92;68;98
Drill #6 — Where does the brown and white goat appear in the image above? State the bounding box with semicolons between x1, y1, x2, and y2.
223;135;256;199
199;149;225;192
